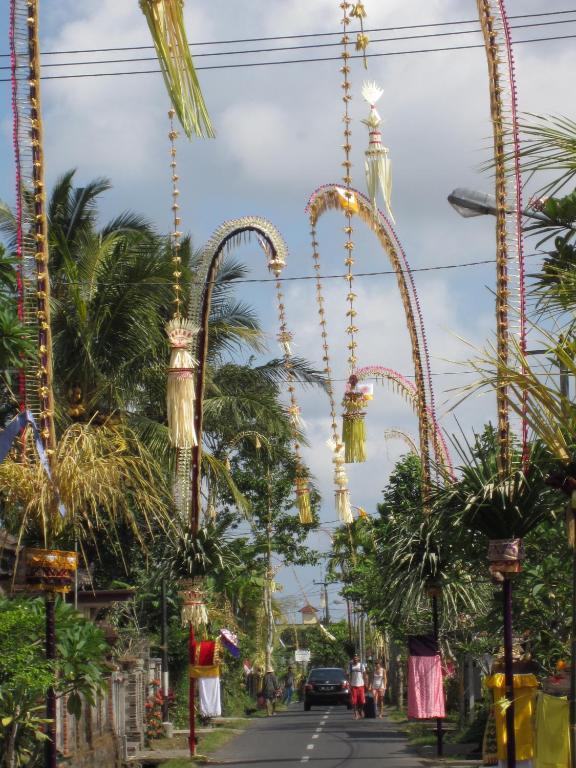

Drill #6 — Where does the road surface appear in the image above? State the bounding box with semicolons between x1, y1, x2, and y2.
211;703;422;767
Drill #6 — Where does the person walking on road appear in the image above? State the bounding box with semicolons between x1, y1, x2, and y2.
371;660;387;718
282;665;295;705
263;667;279;716
349;654;367;720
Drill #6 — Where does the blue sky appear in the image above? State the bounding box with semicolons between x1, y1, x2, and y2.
1;0;575;618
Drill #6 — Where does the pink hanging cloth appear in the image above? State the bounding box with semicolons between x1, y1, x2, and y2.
407;635;446;719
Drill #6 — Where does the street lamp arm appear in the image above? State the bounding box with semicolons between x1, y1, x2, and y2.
448;187;549;222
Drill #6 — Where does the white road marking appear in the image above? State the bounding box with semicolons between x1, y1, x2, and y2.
300;758;310;764
306;743;315;750
315;727;322;733
312;734;319;739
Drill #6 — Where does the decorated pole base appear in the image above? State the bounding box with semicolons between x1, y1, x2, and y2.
180;578;208;627
25;549;78;594
487;538;524;577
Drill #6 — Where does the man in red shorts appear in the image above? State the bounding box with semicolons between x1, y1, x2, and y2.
349;654;367;720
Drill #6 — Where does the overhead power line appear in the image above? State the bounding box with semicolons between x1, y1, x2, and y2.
20;250;547;289
2;32;576;82
3;34;575;83
2;16;575;72
0;8;574;58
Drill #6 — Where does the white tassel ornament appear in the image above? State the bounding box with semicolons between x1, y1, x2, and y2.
332;441;354;524
166;317;199;448
361;81;394;222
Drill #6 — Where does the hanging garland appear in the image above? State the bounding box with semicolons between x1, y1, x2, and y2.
338;1;369;465
272;266;313;525
309;221;353;524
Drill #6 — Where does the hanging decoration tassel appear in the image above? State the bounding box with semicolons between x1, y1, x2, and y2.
140;0;214;139
277;329;293;357
350;2;369;69
181;578;208;627
332;441;354;524
296;477;313;525
342;376;372;463
361;81;394;222
166;317;198;448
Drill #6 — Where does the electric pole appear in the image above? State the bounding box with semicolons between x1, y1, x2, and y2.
314;577;331;624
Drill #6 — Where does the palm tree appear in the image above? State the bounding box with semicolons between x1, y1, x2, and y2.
0;421;171;553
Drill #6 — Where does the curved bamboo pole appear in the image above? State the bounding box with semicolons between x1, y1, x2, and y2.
476;0;527;473
353;365;454;480
11;0;55;452
306;184;436;503
384;429;420;457
186;217;290;533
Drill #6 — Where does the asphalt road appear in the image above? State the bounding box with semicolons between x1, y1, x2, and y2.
210;704;422;767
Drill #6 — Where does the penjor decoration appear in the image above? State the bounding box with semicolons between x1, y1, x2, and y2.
342;376;372;463
361;81;394;222
139;0;214;139
165;111;198;521
338;1;371;464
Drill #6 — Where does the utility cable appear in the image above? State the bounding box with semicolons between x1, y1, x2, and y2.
3;17;575;71
2;33;575;83
35;250;550;289
0;8;573;57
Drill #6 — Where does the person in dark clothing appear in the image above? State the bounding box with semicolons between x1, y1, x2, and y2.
282;665;295;705
263;667;279;716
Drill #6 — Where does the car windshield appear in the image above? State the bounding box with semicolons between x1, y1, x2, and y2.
308;669;346;682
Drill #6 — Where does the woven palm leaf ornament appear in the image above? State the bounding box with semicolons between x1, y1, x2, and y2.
165;110;199;520
361;81;394;223
350;1;369;68
139;0;214;139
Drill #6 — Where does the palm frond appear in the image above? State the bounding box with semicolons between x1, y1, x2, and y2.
0;422;172;550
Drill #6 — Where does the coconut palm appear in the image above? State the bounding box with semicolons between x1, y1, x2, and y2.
520;114;576;197
0;421;171;553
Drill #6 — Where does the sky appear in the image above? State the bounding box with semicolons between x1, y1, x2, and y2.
1;0;575;619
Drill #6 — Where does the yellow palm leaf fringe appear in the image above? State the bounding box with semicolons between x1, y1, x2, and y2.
140;0;214;139
296;477;313;525
342;385;369;463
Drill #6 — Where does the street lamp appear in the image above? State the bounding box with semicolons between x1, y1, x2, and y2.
447;187;548;222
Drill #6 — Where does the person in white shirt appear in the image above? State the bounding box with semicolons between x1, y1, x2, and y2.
371;660;387;718
349;654;367;719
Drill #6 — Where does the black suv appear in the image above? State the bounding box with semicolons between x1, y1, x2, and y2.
303;667;351;710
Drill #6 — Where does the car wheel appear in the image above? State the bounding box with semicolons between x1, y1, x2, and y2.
346;703;352;710
304;701;311;711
